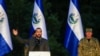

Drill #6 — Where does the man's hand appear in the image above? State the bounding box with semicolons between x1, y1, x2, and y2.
12;29;18;36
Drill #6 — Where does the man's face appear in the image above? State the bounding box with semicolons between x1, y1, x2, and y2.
35;29;42;38
86;31;92;39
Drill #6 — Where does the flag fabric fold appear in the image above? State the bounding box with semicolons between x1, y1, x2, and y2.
30;0;47;39
64;0;84;56
0;0;13;56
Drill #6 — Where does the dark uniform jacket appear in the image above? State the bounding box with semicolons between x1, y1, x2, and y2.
29;37;49;51
15;36;49;51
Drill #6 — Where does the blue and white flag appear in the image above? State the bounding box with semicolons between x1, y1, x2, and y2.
0;0;13;56
64;0;84;56
30;0;47;39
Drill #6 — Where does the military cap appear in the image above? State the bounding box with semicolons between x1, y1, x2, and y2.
86;28;92;32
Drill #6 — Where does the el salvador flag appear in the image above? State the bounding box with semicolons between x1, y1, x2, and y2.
0;0;13;56
30;0;47;39
64;0;84;56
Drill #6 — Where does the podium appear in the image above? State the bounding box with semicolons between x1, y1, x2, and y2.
29;51;51;56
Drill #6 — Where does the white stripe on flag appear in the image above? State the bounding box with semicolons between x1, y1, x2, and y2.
32;1;47;39
0;5;13;50
68;1;84;40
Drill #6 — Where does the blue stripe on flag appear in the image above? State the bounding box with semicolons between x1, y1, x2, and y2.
35;0;44;13
64;24;79;56
29;25;35;37
0;0;6;11
0;34;11;56
71;0;79;10
0;0;13;55
64;0;83;56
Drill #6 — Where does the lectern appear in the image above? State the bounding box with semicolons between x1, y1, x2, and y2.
29;51;51;56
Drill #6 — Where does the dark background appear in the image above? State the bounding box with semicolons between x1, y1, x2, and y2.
5;0;100;56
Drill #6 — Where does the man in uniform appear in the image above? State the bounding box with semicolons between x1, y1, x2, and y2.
78;28;100;56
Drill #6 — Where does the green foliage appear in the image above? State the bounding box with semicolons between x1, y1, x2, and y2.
43;0;68;56
6;0;33;37
46;14;67;56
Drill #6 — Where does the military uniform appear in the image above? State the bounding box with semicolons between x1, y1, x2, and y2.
78;37;100;56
